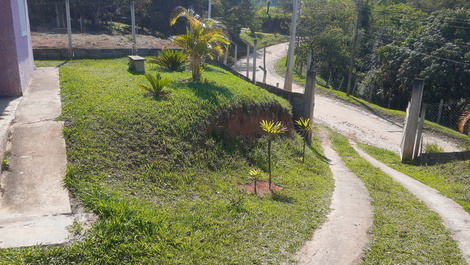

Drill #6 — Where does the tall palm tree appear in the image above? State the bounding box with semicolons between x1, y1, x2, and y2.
170;7;230;82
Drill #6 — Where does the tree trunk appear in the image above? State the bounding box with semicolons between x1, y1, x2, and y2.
268;139;272;190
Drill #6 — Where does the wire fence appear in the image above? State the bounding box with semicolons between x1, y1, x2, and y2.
425;101;470;135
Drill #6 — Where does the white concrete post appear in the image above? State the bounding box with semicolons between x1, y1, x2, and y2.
414;104;426;159
234;44;238;62
246;44;250;78
223;44;229;65
401;79;425;162
304;69;316;144
252;39;257;83
208;0;212;19
131;0;137;55
284;0;299;92
65;0;73;58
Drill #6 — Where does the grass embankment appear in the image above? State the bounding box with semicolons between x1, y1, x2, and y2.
359;143;470;214
275;56;470;149
330;132;466;264
1;59;334;264
240;28;288;49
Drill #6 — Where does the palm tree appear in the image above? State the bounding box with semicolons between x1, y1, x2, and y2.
170;7;230;82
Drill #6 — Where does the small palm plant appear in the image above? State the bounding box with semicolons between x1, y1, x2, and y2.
260;120;287;191
149;49;187;72
140;72;171;97
296;118;314;163
170;7;230;82
249;169;262;196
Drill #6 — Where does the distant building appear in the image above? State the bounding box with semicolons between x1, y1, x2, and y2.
0;0;34;97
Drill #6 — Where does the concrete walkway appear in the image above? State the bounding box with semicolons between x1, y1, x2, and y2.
297;132;373;265
0;67;72;248
352;142;470;263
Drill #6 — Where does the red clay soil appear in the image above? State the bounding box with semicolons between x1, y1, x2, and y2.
32;32;179;49
241;180;283;197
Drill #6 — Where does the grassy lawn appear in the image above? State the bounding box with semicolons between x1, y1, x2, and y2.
330;132;466;264
275;56;470;149
359;143;470;214
0;59;334;264
240;28;288;49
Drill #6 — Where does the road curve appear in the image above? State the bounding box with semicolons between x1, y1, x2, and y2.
234;43;461;153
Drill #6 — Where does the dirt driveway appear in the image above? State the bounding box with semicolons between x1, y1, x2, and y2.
234;43;462;153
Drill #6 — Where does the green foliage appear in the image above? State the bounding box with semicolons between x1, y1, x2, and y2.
248;168;263;195
239;29;289;48
260;120;287;190
149;49;187;72
3;58;334;264
330;133;466;264
139;72;171;96
296;118;313;163
1;159;9;171
425;143;444;153
170;8;230;82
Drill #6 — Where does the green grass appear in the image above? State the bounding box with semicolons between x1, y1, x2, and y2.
275;56;470;149
359;143;470;214
240;28;288;49
425;143;445;153
330;132;466;264
0;59;334;264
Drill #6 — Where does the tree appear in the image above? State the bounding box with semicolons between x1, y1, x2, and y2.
260;120;286;191
170;7;230;82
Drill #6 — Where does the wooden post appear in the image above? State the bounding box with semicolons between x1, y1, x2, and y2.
304;69;316;144
55;2;61;28
414;104;426;159
284;0;299;92
437;99;444;123
65;0;73;58
401;79;425;162
252;39;257;83
263;47;267;83
208;0;212;19
131;0;136;55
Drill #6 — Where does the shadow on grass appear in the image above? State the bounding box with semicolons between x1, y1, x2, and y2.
307;144;331;164
350;97;403;128
271;192;295;203
187;81;233;106
413;151;470;166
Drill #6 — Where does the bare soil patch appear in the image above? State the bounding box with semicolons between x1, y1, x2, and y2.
241;180;283;197
32;32;179;49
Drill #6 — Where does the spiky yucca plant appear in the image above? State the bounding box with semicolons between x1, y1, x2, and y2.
248;169;262;195
149;49;187;72
140;72;171;97
170;7;230;82
260;120;287;190
296;118;313;163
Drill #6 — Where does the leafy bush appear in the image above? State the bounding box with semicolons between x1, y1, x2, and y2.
139;72;171;96
149;49;187;72
260;120;286;190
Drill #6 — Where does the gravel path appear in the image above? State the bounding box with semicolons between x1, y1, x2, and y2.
234;43;461;153
297;131;373;265
352;142;470;263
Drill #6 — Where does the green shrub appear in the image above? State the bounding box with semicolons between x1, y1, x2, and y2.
139;72;171;96
425;143;444;153
149;49;187;72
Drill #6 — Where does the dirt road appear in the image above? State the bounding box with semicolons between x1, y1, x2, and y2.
234;43;461;153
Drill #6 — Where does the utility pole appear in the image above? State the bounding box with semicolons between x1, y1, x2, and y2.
208;0;212;19
65;0;73;58
131;0;137;55
284;0;299;92
347;0;362;96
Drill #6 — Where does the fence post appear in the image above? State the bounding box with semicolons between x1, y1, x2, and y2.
414;104;427;159
437;99;444;124
130;0;136;55
252;39;257;83
234;44;238;63
223;44;229;65
401;79;425;162
304;69;316;144
246;43;250;78
65;0;73;58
